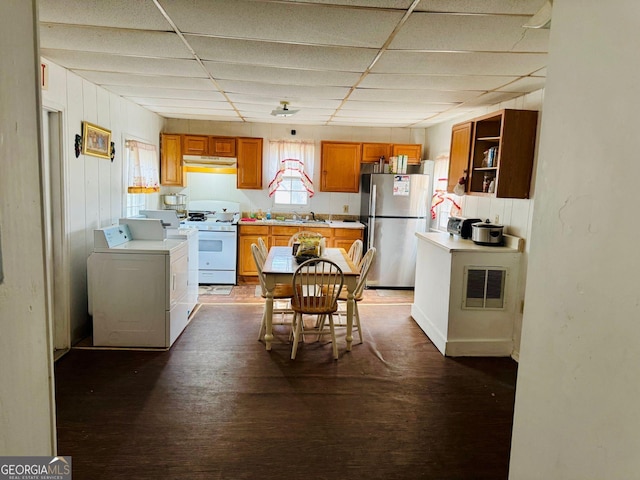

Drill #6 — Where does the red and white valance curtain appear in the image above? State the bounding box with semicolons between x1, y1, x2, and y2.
126;140;160;193
267;140;315;197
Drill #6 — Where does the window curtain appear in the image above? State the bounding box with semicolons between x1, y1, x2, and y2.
126;140;160;194
267;140;315;197
431;153;461;219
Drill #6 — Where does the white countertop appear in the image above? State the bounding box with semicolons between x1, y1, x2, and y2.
416;231;523;253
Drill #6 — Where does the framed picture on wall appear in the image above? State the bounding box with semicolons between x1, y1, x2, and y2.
82;122;111;159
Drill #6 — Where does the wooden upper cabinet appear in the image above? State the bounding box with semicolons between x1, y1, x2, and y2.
160;133;185;186
361;143;392;163
447;122;473;193
320;141;362;193
392;144;423;164
236;137;263;190
182;135;209;155
467;109;538;198
209;136;236;157
447;109;538;199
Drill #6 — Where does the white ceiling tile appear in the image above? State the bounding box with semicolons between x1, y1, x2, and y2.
105;86;226;101
187;36;377;72
359;73;520;91
218;80;350;100
39;0;171;30
373;51;547;76
390;12;549;52
151;110;245;122
225;94;342;110
496;76;546;93
37;0;550;127
129;98;234;110
40;50;206;78
415;0;547;15
339;101;453;113
77;71;215;90
202;62;362;87
350;88;482;103
461;91;525;107
39;24;191;59
161;0;402;48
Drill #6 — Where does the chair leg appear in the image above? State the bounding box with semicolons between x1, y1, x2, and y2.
354;303;363;344
291;313;303;359
328;314;338;360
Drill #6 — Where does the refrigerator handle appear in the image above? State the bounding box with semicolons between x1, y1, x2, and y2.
369;184;376;248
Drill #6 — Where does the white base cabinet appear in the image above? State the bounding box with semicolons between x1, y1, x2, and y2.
411;232;521;356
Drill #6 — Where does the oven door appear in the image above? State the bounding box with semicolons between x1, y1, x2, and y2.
198;230;237;271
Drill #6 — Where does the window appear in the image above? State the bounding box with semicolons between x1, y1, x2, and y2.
267;140;314;206
431;153;462;231
124;139;159;217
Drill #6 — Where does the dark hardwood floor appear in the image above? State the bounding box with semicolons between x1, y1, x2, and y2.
55;303;517;479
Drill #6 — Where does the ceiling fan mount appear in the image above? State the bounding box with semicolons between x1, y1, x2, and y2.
271;101;299;117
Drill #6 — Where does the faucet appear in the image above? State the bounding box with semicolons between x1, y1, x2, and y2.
310;211;316;221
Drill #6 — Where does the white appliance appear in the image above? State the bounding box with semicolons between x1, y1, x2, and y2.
138;210;199;313
87;219;191;348
181;200;240;285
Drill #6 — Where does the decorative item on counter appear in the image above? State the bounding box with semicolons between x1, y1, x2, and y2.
266;209;271;220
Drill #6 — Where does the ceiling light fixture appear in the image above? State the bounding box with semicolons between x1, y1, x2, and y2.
271;101;299;117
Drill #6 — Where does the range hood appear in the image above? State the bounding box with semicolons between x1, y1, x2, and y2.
182;155;237;174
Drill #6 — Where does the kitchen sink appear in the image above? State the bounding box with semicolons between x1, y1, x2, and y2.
301;219;326;224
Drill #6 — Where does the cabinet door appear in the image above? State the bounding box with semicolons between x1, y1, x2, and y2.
182;135;209;155
236;137;263;189
160;134;185;186
362;143;392;163
238;225;269;277
447;122;473;193
392;144;422;164
209;136;236;157
320;141;361;193
332;228;363;250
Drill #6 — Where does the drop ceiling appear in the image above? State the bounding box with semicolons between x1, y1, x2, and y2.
38;0;550;128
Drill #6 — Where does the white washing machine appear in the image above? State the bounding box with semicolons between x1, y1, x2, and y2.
87;219;190;348
138;210;199;316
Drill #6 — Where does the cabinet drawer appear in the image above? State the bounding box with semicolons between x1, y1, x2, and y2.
239;225;269;235
333;228;363;239
271;226;300;236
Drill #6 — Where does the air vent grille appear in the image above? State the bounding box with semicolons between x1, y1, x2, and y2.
463;267;506;309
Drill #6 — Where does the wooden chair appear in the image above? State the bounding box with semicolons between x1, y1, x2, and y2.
287;231;323;247
330;247;376;345
257;236;268;260
290;258;344;360
348;239;363;266
251;243;295;342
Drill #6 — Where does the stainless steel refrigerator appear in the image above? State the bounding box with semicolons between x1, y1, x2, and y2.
360;173;431;288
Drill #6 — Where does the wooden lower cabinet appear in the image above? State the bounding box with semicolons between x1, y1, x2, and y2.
331;228;363;250
238;225;269;277
237;225;364;282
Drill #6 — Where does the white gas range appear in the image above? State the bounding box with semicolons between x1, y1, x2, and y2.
180;200;240;285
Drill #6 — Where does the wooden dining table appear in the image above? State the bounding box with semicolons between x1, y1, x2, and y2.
261;246;360;352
